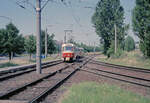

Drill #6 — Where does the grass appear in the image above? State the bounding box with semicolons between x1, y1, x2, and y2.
0;54;61;68
96;50;150;69
60;82;150;103
0;62;19;68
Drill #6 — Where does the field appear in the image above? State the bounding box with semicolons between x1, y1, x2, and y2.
60;82;150;103
0;54;60;68
96;50;150;69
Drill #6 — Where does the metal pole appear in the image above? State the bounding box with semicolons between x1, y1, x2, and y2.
45;28;48;58
64;31;66;43
93;42;96;52
115;24;117;54
36;0;42;74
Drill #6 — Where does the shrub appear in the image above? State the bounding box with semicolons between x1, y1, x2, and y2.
124;36;135;52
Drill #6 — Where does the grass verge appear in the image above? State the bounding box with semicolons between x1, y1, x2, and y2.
60;82;150;103
96;50;150;69
0;55;60;68
0;62;19;68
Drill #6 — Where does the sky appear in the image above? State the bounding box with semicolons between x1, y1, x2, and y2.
0;0;137;46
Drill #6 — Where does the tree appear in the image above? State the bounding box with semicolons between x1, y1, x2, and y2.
92;0;126;55
124;36;135;52
41;30;56;55
0;23;24;60
0;29;6;54
47;33;56;54
24;35;36;60
132;0;150;57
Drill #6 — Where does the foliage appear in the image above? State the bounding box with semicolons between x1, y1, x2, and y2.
0;62;18;68
92;0;126;55
100;50;150;69
24;35;36;60
124;36;135;52
41;30;56;54
74;42;101;52
0;29;6;54
132;0;150;57
62;82;150;103
0;23;25;60
107;41;124;58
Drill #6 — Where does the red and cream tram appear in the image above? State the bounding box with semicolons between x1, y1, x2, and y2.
61;43;75;62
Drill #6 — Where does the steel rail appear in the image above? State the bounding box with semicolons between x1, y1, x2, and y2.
0;60;63;81
0;65;70;99
81;69;150;88
29;67;78;103
0;59;62;75
0;56;93;103
28;57;91;103
90;60;150;73
85;66;150;82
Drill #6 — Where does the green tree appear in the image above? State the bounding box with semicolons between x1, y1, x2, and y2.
0;29;6;54
92;0;126;55
124;36;135;52
47;33;56;54
41;30;56;55
132;0;150;57
0;23;24;60
24;35;36;60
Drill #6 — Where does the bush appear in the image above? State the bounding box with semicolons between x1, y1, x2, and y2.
107;41;124;58
124;36;135;52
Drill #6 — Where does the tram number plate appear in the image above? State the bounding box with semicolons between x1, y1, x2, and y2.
66;57;70;61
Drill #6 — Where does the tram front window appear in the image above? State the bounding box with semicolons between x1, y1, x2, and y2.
64;46;73;51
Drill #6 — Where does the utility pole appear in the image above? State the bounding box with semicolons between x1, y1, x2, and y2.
36;0;41;74
45;28;48;58
64;31;67;43
13;0;51;74
93;42;96;52
114;24;117;54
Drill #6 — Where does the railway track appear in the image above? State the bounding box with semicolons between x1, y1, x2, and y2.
90;60;150;73
81;59;150;88
0;59;62;75
0;57;91;103
0;60;63;81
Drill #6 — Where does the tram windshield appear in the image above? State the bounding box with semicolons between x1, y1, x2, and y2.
64;46;73;51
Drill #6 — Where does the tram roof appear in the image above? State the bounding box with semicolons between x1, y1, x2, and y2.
62;43;74;47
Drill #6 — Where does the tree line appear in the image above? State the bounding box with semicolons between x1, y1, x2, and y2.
92;0;149;58
0;23;57;60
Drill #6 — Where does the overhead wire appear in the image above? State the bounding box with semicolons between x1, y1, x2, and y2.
9;0;36;14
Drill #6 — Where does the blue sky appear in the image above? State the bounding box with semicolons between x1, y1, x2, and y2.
0;0;137;46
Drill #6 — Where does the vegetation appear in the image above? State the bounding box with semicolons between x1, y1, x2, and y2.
0;62;18;68
75;42;101;52
124;36;135;52
41;31;56;54
92;0;127;55
67;37;101;52
132;0;150;58
107;41;124;58
61;82;150;103
98;50;150;69
0;23;25;60
24;35;36;60
0;22;57;63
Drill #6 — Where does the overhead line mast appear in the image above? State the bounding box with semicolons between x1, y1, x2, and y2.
36;0;42;74
13;0;52;74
